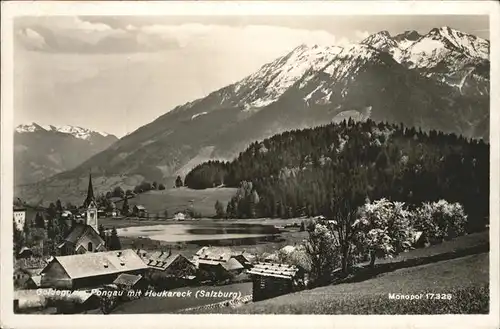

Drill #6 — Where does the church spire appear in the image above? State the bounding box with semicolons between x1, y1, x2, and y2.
83;171;95;208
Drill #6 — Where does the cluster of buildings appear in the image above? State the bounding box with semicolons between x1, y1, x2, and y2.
15;242;306;313
14;174;307;314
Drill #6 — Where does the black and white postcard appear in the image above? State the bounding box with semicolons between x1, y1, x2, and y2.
1;1;499;328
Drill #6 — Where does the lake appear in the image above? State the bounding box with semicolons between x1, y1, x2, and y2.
116;222;282;244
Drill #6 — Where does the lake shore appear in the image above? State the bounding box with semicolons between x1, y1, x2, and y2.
99;216;304;229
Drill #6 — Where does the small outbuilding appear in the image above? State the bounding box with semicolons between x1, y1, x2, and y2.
13;267;32;289
133;205;148;218
113;273;147;293
248;262;305;302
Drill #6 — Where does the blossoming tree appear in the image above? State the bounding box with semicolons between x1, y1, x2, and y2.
414;200;467;243
353;198;416;267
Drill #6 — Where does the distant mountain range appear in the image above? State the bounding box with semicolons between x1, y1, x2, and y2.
15;26;490;205
14;123;118;185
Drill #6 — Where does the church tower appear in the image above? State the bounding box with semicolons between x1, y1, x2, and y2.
84;173;98;233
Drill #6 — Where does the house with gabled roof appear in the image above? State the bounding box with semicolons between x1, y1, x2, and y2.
248;262;305;302
193;247;251;281
140;250;197;288
40;249;149;289
57;223;106;256
194;247;251;268
113;273;147;294
133;205;148;218
14;258;47;289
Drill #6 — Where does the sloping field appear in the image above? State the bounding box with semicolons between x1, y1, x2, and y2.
188;232;490;314
231;253;489;314
116;187;237;218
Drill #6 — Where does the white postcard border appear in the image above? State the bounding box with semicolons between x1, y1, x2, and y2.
1;1;499;328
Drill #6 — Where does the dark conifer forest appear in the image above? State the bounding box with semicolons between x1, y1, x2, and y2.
185;119;489;232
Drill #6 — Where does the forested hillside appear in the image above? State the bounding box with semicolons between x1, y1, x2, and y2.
185;119;489;232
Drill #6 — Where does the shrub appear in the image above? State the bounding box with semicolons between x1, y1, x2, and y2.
299;221;305;232
304;223;340;287
214;200;225;218
302;218;316;232
414;200;467;242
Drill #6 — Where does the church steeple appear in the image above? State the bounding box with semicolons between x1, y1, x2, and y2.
83;172;95;208
84;172;98;233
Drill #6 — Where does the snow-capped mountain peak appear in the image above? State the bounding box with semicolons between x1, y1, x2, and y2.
232;44;344;110
15;123;46;133
361;31;397;51
15;123;112;140
400;26;489;72
425;26;489;60
361;30;415;62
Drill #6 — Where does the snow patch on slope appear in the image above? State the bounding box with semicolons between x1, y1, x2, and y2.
405;38;446;67
191;112;208;120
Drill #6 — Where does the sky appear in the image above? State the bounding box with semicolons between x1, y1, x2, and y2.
13;15;489;138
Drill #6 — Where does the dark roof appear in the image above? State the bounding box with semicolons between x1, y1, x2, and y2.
145;253;191;271
63;223;104;245
58;223;106;252
15;258;48;270
113;273;143;286
135;249;149;259
64;223;88;243
28;275;42;287
18;247;32;255
247;262;300;280
149;250;174;262
14;206;26;211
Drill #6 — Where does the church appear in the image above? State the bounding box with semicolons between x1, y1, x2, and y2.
57;174;107;256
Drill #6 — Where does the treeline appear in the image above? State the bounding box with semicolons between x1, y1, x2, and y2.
185;118;489;232
102;175;185;199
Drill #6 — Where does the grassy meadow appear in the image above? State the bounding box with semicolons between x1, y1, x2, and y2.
113;187;237;218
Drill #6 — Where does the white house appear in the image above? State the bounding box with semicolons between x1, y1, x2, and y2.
174;212;187;221
13;206;26;231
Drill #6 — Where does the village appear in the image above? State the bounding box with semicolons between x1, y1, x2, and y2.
5;9;493;322
13;174;310;314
